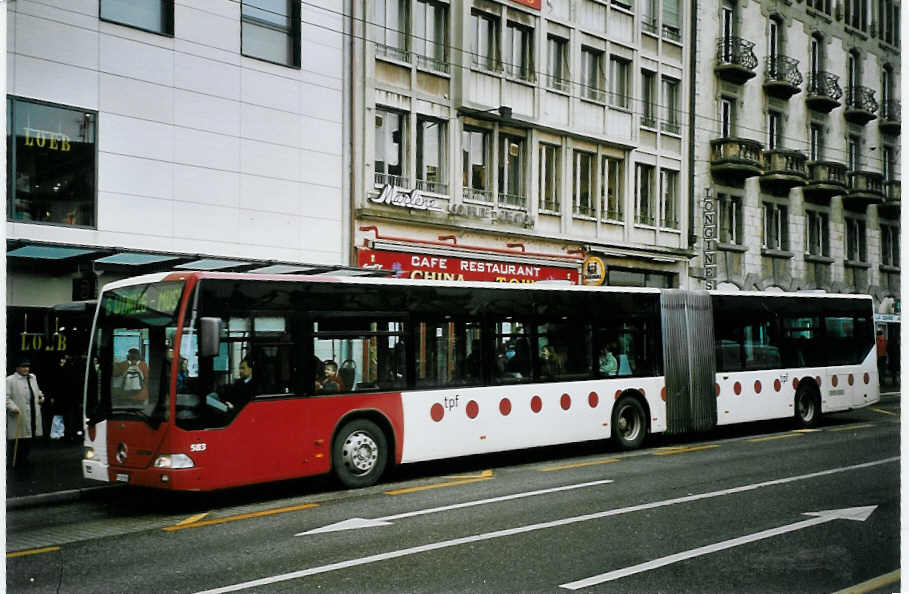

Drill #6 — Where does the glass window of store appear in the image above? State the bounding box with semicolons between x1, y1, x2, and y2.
602;156;624;221
581;47;605;102
539;143;561;213
416;117;446;194
462;128;491;202
241;0;300;67
7;97;96;227
660;169;678;229
762;202;788;250
375;108;406;187
505;22;534;81
718;193;742;245
573;150;595;217
414;0;448;71
498;134;525;208
472;10;499;71
635;163;655;225
100;0;173;35
375;0;410;61
609;56;630;108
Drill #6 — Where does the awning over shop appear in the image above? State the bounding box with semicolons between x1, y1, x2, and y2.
174;258;251;271
8;246;98;260
94;253;182;266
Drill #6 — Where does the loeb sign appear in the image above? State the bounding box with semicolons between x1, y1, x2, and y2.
358;248;579;284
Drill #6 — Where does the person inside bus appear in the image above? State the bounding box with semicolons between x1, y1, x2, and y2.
599;344;618;376
539;344;563;380
222;359;256;413
114;348;149;403
465;339;482;380
316;360;346;393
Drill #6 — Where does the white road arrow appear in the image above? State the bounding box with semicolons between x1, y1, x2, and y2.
297;479;614;536
560;505;878;590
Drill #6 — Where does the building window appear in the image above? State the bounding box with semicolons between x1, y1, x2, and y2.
809;124;824;161
882;145;896;181
881;224;900;267
416;117;446;194
505;22;534;81
499;135;526;208
546;35;569;91
806;210;830;256
241;0;300;67
846;217;867;262
100;0;173;35
661;77;680;134
374;0;409;61
662;0;681;41
845;0;867;30
472;10;499;71
635;163;655;225
767;110;782;150
601;156;624;221
462;128;491;202
609;57;630;108
641;70;656;127
375;108;406;187
7;97;96;227
581;47;606;102
721;97;734;137
848;135;861;171
718;194;742;245
879;0;898;44
762;203;788;250
641;0;657;33
660;169;679;229
415;0;448;72
807;0;832;15
573;151;596;217
539;144;561;213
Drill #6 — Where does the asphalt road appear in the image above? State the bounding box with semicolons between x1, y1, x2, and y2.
7;396;900;593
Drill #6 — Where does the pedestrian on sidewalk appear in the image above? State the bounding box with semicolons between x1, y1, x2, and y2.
6;358;45;475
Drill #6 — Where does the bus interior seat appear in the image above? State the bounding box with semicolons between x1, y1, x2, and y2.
340;359;356;390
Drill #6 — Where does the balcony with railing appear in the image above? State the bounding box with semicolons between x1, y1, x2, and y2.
844;86;879;125
415;179;448;195
759;149;808;194
375;172;409;188
763;55;803;100
499;192;527;210
710;137;764;183
880;100;900;135
805;72;842;113
463;187;493;203
845;170;885;206
375;43;410;64
803;161;848;201
714;37;758;84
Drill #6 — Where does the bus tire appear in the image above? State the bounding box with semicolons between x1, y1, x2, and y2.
794;385;820;428
332;418;388;488
612;395;647;450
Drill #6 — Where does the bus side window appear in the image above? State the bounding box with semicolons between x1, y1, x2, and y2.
313;318;406;393
415;319;482;388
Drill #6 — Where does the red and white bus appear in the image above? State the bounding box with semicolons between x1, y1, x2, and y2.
82;272;879;490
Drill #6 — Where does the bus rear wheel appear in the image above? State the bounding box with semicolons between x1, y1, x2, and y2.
612;396;647;450
332;418;388;488
794;385;820;428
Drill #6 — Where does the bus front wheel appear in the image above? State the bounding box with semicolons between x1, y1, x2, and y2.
612;396;647;450
794;385;820;428
332;418;388;488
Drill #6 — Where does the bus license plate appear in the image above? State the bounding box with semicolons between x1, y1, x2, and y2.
116;473;129;483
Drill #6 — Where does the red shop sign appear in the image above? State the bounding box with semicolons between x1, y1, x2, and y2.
358;248;579;284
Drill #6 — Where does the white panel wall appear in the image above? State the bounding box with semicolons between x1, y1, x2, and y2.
7;0;346;265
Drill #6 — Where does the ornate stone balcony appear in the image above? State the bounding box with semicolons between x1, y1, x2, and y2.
880;100;900;135
763;55;803;100
844;86;879;125
710;137;763;183
803;161;848;202
714;37;758;84
805;72;842;113
845;170;885;206
760;149;808;194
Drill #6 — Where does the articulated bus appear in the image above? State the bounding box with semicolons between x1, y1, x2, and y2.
82;272;878;490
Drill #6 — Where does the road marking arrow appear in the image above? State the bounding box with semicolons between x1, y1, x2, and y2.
560;506;878;590
297;479;614;536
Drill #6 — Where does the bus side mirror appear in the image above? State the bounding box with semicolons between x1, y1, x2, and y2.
199;317;221;358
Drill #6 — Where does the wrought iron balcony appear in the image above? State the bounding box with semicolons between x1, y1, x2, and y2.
463;187;493;203
714;37;758;84
880;100;900;135
499;192;527;209
763;55;803;100
845;170;885;206
760;149;808;194
710;137;764;183
844;86;879;125
805;71;842;113
803;161;848;201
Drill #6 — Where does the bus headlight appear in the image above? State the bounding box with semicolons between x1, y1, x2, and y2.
153;454;195;469
83;447;95;460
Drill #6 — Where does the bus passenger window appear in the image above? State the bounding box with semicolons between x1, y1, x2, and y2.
313;318;406;393
494;320;531;384
537;321;592;381
415;319;482;388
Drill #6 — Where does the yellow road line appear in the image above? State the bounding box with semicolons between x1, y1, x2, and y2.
7;546;61;558
653;444;719;456
872;407;897;416
162;503;318;532
174;512;210;526
832;568;900;594
829;423;875;432
792;428;822;433
386;476;493;495
446;469;493;479
539;458;620;472
746;433;804;443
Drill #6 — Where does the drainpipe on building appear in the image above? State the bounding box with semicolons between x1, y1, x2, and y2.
687;0;699;275
344;0;356;267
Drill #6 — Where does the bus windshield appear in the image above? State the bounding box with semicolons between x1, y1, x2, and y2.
86;281;185;428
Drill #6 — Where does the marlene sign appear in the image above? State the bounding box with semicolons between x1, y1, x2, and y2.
358;248;579;283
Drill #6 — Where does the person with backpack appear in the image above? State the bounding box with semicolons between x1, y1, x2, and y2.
115;348;149;402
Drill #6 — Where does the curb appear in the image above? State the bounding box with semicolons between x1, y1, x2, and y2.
6;485;120;511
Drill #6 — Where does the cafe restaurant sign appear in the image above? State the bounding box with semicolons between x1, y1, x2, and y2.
358;248;579;283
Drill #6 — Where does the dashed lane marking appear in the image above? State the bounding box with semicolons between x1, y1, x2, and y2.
871;407;897;416
7;546;61;558
539;458;620;472
163;503;318;532
828;423;875;432
386;475;493;495
174;512;210;526
832;568;900;594
746;433;804;443
653;445;719;456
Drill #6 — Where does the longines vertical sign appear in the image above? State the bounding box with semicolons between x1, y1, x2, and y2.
703;189;717;290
